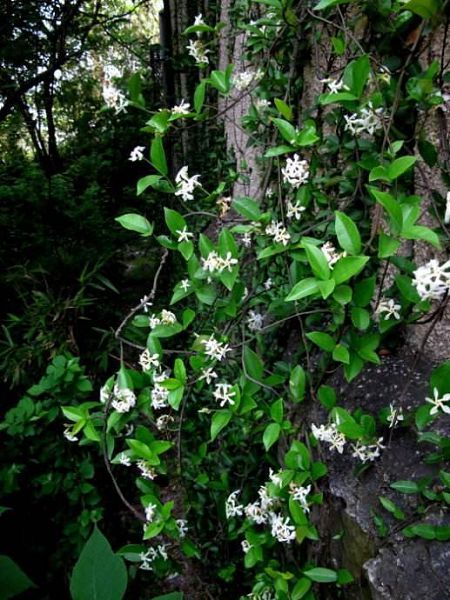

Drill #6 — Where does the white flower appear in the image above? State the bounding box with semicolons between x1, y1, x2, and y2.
111;385;136;413
100;385;110;404
344;103;384;136
194;13;205;26
202;335;231;361
103;85;127;113
426;387;450;415
270;513;296;543
226;490;244;518
177;518;188;538
321;241;345;268
264;278;273;290
63;426;78;442
213;382;236;407
199;367;218;384
140;295;153;313
157;544;168;560
241;540;252;554
286;200;306;221
247;310;264;331
145;503;157;522
232;69;264;91
161;309;177;325
289;483;311;513
351;438;384;463
412;259;450;301
445;191;450;225
375;298;401;321
241;232;252;247
176;226;194;242
180;279;191;292
265;220;291;246
254;98;271;112
201;251;238;273
320;77;349;94
137;460;157;480
129;146;145;161
151;383;169;410
281;154;309;188
139;348;160;372
149;314;161;328
387;404;404;428
119;453;131;466
269;468;283;488
187;39;210;64
175;165;201;201
245;501;269;524
156;414;174;430
220;252;238;272
258;485;277;512
311;422;346;454
172;100;191;114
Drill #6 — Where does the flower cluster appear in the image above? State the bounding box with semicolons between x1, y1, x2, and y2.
412;259;450;301
202;335;231;361
247;310;264;331
172;100;191;115
139;348;160;372
139;544;168;570
201;251;238;273
351;438;385;463
213;382;236;407
111;385;136;413
320;77;349;94
265;220;291;246
426;388;450;415
129;146;145;162
187;39;210;64
149;309;177;329
321;242;345;268
286;200;306;221
344;104;384;136
232;69;264;91
175;166;201;201
281;154;309;188
311;422;346;454
137;460;157;480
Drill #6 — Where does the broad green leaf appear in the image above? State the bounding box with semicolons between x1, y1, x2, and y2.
115;214;153;237
332;256;369;285
0;555;35;600
402;225;441;248
272;118;297;144
292;578;312;599
399;0;440;19
390;480;420;494
270;398;284;423
70;527;127;600
306;332;335;352
296;120;320;146
210;410;232;441
303;242;330;280
304;567;337;583
274;98;293;121
264;145;295;157
194;81;206;113
285;278;320;301
164;208;187;237
232;197;261;220
351;307;370;330
137;174;163;195
335;211;361;255
378;233;401;258
332;344;350;364
387;156;417;180
343;55;370;97
209;70;230;94
263;422;281;451
369;189;403;234
403;523;436;540
151;137;168;175
317;385;336;409
289;365;306;403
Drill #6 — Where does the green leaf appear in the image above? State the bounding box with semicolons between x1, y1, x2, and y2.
270;398;284;423
292;578;312;599
353;276;375;307
296;120;320;146
151;594;184;600
289;365;306;403
164;208;187;237
274;98;293;121
351;307;370;330
369;189;403;234
399;0;440;19
331;36;345;55
390;480;420;494
343;55;370;97
306;332;335;352
402;225;441;248
0;555;35;600
209;70;230;94
150;137;168;175
332;256;369;285
263;422;281;451
378;233;401;258
304;567;337;583
115;214;153;237
387;156;417;180
303;242;330;280
194;82;206;113
264;145;295;157
403;523;436;540
332;344;350;364
335;212;361;255
314;0;352;8
272;118;297;143
285;278;320;301
232;197;261;220
70;527;127;600
318;385;336;409
210;410;232;441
